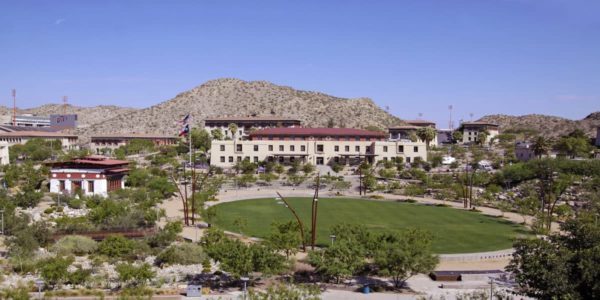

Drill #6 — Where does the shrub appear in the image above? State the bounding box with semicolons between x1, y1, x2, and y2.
51;235;98;256
155;243;206;266
97;235;137;259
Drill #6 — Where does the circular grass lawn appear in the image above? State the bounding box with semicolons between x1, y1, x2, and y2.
211;197;529;254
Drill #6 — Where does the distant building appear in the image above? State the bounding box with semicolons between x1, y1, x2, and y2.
90;134;179;154
204;116;302;140
10;114;51;127
0;131;79;151
436;129;453;145
388;119;438;145
0;142;9;165
211;127;427;168
515;142;535;161
460;122;500;144
48;156;129;197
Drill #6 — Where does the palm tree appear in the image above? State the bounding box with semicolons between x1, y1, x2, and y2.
228;123;239;140
416;127;436;150
532;136;551;158
476;130;489;146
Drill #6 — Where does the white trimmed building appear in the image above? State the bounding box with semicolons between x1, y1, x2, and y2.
47;156;129;197
204;116;302;140
210;127;427;168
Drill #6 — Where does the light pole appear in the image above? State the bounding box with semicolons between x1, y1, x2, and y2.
35;279;44;299
329;234;336;246
0;209;4;235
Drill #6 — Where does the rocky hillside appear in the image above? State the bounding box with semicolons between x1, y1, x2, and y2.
478;112;600;137
0;104;137;128
80;78;403;137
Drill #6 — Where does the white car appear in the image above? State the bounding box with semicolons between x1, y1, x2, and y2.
442;156;456;165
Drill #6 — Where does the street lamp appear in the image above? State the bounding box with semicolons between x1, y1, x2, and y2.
329;234;336;246
35;279;44;299
240;276;249;300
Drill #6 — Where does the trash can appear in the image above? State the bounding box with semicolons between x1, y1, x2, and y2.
362;285;370;294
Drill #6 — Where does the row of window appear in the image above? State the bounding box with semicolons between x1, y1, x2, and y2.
222;144;419;153
218;155;418;164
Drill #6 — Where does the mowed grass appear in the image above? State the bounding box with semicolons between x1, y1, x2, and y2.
211;197;530;254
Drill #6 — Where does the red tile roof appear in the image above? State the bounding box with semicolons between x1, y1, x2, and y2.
250;127;387;138
91;133;178;140
0;131;78;138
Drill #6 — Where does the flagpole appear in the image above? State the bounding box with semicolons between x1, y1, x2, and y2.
188;114;192;167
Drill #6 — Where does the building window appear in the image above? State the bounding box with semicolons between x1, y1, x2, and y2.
355;146;360;152
268;145;273;151
88;181;94;193
383;146;388;152
398;145;404;153
317;144;324;152
414;146;418;152
220;145;225;151
236;144;243;152
253;156;258;163
254;145;259;151
237;157;242;162
406;157;411;163
59;180;65;191
279;145;284;151
290;145;295;151
468;137;472;141
316;157;324;165
345;145;350;152
366;146;371;152
334;145;339;152
229;156;234;162
301;145;306;151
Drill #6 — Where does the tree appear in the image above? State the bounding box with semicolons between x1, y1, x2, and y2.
39;256;74;288
191;128;212;152
507;215;600;299
515;196;539;224
155;243;206;266
416;127;436;150
532;136;551;158
116;262;156;287
374;229;438;288
308;239;364;283
476;130;489;146
97;235;137;259
302;163;315;174
51;235;97;256
228;123;239;140
267;221;302;259
248;283;321;300
452;131;463;143
331;180;351;194
555;136;592;158
211;128;224;140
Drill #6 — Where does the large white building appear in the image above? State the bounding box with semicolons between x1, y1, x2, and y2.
48;156;129;197
90;133;179;154
0;142;9;165
389;120;439;146
210;127;427;168
204;116;302;140
460;122;500;144
0;131;79;151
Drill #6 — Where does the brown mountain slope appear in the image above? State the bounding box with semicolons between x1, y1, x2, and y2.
80;78;403;137
478;113;600;137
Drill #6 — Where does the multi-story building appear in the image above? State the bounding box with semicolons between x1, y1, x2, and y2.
9;114;52;127
460;122;500;144
389;120;438;145
210;127;427;168
90;134;179;154
0;131;79;151
204;116;302;140
48;155;129;197
515;141;535;161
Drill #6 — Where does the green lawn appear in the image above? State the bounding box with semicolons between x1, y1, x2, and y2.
211;197;529;254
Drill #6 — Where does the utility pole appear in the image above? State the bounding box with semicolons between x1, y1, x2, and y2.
62;96;68;115
448;105;453;130
12;89;16;126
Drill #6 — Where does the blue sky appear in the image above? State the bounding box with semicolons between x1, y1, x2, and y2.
1;0;599;127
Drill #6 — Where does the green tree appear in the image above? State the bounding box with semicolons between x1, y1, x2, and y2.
39;256;74;288
308;239;365;283
210;128;224;140
155;243;206;266
507;214;600;299
191;128;212;152
555;136;592;158
97;235;137;259
416;127;436;150
374;229;438;288
51;235;97;256
267;221;302;259
228;123;239;140
116;262;156;287
452;131;463;143
532;136;551;158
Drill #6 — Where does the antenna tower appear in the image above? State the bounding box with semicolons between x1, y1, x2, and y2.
11;89;16;126
62;96;68;114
